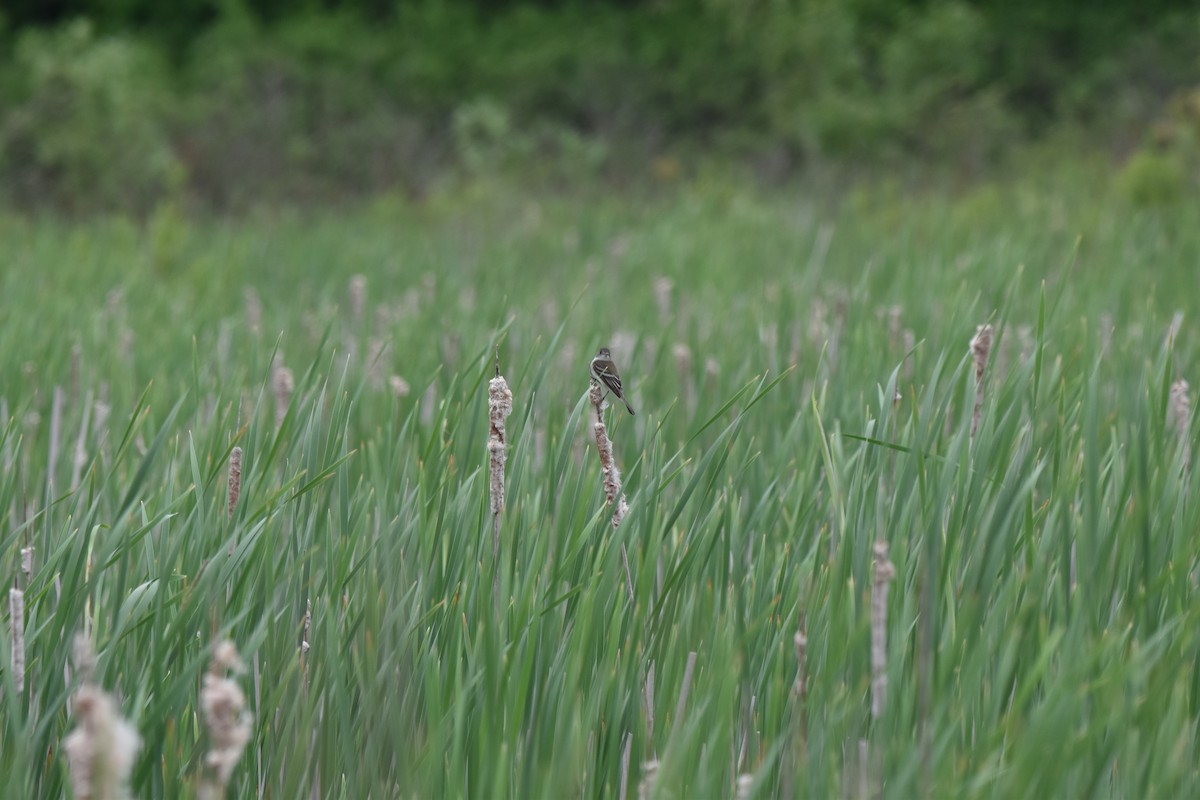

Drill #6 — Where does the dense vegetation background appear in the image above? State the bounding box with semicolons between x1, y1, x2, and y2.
1;0;1198;213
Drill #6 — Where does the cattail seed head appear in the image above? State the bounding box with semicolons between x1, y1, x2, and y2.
638;760;660;800
389;375;411;399
63;635;140;800
243;288;262;337
201;640;253;789
9;588;24;694
488;374;514;543
969;324;994;444
1170;379;1191;469
227;447;242;518
20;546;34;579
272;366;293;430
871;541;896;721
589;381;628;528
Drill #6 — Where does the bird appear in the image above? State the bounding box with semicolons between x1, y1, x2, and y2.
590;347;635;415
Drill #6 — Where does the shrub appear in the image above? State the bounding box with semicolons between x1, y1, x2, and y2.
0;20;181;213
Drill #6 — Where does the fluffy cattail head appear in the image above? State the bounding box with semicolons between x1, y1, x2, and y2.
390;375;411;399
201;641;253;788
63;635;141;800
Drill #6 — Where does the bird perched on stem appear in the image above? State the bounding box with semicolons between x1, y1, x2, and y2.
590;347;635;415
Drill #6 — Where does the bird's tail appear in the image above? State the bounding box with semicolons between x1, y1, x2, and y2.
623;398;635;415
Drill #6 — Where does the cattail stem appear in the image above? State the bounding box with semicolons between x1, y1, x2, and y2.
969;324;993;445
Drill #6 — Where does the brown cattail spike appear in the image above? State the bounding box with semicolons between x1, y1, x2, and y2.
969;324;993;445
227;447;243;518
488;371;514;555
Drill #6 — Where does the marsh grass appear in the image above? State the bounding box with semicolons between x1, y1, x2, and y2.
0;177;1199;797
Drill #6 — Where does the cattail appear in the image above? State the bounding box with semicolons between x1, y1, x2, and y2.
792;629;807;702
673;343;694;412
348;274;367;325
488;365;514;555
243;288;262;336
643;661;656;744
619;732;632;800
969;324;993;445
227;447;243;518
9;588;24;694
20;546;34;581
300;600;312;689
272;366;293;431
589;382;627;527
200;641;253;799
653;276;674;322
1170;379;1191;469
48;385;64;495
63;635;141;800
637;759;660;800
735;773;754;800
389;375;411;399
871;541;896;721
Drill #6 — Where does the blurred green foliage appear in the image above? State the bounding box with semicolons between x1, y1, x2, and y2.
0;1;1196;212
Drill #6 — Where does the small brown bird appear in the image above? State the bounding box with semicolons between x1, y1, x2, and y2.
590;347;635;415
